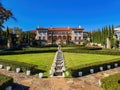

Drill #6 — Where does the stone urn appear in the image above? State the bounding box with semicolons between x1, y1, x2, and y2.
0;64;3;69
26;70;31;76
16;68;21;73
6;66;11;71
115;63;118;67
39;73;43;78
107;65;111;69
6;86;12;90
90;69;94;74
99;67;103;71
78;71;82;77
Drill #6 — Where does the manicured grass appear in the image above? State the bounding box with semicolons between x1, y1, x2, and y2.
23;47;57;51
0;46;120;77
0;53;55;77
64;52;120;69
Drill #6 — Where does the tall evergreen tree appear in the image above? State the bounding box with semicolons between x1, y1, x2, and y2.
91;25;116;48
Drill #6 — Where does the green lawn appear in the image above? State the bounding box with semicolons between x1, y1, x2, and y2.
0;50;120;77
64;52;120;69
0;53;55;77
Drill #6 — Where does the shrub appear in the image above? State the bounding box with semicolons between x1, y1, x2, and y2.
67;58;120;77
0;59;37;73
101;73;120;90
63;48;120;55
31;44;58;48
0;74;13;90
0;49;57;55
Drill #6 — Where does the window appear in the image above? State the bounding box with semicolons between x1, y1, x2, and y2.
43;32;46;35
39;37;41;40
79;37;81;40
75;37;77;40
43;37;46;40
63;36;66;40
79;31;82;33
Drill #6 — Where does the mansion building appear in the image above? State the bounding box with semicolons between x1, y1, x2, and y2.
114;26;120;44
35;26;87;45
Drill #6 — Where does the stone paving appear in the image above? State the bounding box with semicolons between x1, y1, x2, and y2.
1;67;120;90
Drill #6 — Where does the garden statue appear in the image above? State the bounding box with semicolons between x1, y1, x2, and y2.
106;37;111;49
58;45;61;51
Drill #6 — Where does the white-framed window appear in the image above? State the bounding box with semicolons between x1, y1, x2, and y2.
43;32;46;35
43;37;46;40
75;37;77;40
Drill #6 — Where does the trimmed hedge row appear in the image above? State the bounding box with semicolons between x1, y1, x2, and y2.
0;49;57;55
101;73;120;90
0;59;37;73
76;46;102;50
0;74;13;90
63;49;120;55
67;58;120;77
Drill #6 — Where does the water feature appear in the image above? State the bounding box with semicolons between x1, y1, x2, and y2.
50;45;66;77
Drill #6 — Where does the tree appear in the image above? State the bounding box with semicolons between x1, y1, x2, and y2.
0;2;15;30
92;25;116;48
66;32;69;45
51;32;54;45
6;27;13;48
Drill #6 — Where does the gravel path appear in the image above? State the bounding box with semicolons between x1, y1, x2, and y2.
1;67;120;90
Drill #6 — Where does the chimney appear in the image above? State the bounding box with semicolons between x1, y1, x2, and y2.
78;25;82;28
37;25;40;29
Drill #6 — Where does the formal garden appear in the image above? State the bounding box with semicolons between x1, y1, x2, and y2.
0;45;120;90
0;46;120;77
1;1;120;90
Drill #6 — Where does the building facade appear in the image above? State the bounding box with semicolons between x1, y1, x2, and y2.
114;26;120;44
35;26;87;45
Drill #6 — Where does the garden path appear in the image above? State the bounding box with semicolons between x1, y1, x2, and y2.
1;67;120;90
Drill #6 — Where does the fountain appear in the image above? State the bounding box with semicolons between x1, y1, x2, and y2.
50;45;66;77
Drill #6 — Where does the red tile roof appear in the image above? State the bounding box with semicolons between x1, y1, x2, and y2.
30;30;37;33
48;28;71;31
36;27;84;31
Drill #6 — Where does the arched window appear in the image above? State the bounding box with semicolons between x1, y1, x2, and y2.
39;37;41;40
68;36;71;40
63;36;66;40
75;37;77;40
43;37;46;40
48;36;52;40
58;36;62;39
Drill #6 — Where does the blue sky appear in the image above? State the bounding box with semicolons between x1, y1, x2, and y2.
1;0;120;31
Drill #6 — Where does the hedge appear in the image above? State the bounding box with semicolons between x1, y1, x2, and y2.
0;59;37;73
63;49;120;55
0;49;57;55
67;58;120;77
0;74;13;90
101;73;120;90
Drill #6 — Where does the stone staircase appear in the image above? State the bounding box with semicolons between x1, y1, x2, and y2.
50;45;65;77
